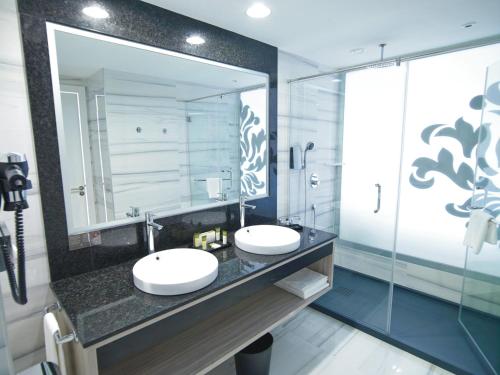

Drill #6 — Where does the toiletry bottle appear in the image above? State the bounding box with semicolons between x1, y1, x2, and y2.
201;235;208;250
222;230;228;245
193;232;200;247
215;227;221;241
199;230;216;243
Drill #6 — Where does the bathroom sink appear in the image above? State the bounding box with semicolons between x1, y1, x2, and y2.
235;225;301;255
133;248;218;295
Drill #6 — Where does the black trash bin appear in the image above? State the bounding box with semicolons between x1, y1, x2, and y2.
235;333;273;375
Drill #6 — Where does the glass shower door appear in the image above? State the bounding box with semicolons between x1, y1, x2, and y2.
329;65;407;334
186;94;241;207
459;60;500;375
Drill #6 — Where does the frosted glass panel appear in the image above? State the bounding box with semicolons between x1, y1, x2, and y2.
240;88;267;197
397;44;500;268
339;65;407;251
336;65;406;334
459;60;500;375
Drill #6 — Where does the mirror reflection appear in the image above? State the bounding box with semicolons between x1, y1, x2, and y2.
48;24;268;234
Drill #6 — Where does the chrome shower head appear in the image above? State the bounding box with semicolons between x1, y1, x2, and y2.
365;43;400;69
303;141;315;168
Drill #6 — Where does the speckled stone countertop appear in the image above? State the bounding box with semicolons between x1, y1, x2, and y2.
51;227;336;347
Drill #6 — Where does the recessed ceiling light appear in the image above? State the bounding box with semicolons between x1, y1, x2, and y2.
186;35;205;45
331;77;342;82
82;6;109;19
349;48;365;55
461;21;477;29
246;3;271;19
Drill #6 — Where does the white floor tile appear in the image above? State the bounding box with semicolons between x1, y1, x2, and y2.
311;330;454;375
209;307;454;375
270;331;323;375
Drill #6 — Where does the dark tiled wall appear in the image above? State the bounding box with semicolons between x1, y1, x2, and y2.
18;0;278;281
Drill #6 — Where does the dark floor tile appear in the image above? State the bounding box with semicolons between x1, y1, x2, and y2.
313;266;499;375
315;267;390;332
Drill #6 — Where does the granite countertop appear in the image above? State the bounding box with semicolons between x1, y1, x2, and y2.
51;227;336;347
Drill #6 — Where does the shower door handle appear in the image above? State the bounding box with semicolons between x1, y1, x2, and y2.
374;184;381;213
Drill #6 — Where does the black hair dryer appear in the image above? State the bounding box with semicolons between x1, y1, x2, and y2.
0;152;32;305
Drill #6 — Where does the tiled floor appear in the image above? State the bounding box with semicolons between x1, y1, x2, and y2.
209;308;454;375
314;266;496;375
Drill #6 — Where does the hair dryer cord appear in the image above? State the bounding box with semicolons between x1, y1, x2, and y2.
0;202;27;305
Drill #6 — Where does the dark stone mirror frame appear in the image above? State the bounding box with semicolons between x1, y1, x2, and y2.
17;0;278;281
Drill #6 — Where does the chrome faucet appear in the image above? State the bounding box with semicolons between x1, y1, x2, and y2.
239;195;256;228
145;212;164;254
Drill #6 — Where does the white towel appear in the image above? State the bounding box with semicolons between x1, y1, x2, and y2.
276;268;329;299
43;312;68;375
278;280;329;299
206;178;221;199
485;219;498;245
464;209;497;254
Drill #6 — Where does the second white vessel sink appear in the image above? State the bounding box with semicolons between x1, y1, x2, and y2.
133;248;218;295
235;225;301;255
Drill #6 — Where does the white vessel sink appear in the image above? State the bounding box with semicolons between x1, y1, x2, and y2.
235;225;301;255
133;248;218;295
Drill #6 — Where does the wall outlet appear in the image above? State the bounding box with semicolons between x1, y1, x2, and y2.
69;230;102;251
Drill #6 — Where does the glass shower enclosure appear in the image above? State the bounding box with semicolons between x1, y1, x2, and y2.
289;43;500;374
186;93;241;207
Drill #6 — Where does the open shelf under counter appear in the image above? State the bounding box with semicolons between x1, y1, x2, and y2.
101;255;333;375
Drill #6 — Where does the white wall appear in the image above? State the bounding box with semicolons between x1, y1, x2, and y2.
0;0;53;371
103;69;192;217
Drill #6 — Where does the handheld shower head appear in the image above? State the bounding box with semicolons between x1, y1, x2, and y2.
303;141;315;168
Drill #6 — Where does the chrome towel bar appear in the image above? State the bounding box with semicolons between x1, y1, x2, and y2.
44;301;79;343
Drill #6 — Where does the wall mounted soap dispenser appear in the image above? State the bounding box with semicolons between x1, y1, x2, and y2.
290;145;303;170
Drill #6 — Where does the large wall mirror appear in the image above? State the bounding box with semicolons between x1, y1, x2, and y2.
46;23;269;234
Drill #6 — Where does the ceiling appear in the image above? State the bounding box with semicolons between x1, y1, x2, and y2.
143;0;500;69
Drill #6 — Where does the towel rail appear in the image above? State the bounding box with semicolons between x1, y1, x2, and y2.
194;168;233;185
44;302;79;343
44;302;61;314
55;330;78;344
466;208;499;224
193;178;232;182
